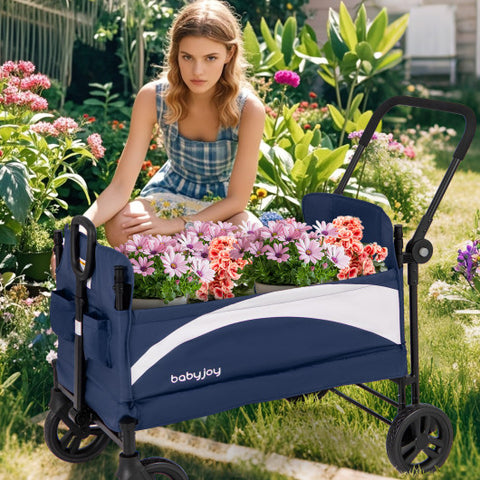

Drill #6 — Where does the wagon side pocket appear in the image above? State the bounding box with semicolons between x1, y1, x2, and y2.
83;313;112;368
49;290;75;342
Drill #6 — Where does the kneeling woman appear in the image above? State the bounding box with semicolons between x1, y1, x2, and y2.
84;0;265;246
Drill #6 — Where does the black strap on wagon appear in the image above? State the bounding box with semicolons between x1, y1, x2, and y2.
70;215;97;414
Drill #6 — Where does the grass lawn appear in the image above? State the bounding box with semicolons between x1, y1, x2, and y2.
1;137;479;479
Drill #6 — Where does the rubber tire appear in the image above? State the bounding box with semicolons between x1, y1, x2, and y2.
44;409;110;463
386;403;453;473
141;457;189;479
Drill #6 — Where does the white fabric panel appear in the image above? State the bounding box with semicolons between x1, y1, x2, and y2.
130;283;400;385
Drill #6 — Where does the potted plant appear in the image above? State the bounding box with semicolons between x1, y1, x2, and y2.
236;216;389;293
116;233;216;307
0;60;105;276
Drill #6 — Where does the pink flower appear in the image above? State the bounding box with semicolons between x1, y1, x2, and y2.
20;74;51;91
87;133;106;159
147;235;171;255
52;117;78;135
30;121;58;137
248;240;268;257
17;61;36;75
314;220;337;237
265;243;290;263
191;257;215;283
326;244;350;270
130;256;155;276
404;145;416;159
274;70;301;88
296;237;324;264
161;248;188;278
176;231;203;253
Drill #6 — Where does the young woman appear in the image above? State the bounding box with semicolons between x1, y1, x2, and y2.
83;0;265;246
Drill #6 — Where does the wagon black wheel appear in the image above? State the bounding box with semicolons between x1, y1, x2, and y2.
386;404;453;473
44;409;110;463
141;457;189;479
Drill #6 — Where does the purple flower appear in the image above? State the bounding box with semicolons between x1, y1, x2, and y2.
248;241;268;257
161;248;188;278
130;256;155;277
266;243;290;263
296;237;324;264
326;244;350;270
274;70;301;88
455;240;479;284
176;231;203;253
314;220;338;237
261;221;286;241
239;220;265;241
191;257;215;283
230;237;252;260
147;235;171;256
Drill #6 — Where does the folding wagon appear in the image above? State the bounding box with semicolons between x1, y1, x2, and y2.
44;96;476;479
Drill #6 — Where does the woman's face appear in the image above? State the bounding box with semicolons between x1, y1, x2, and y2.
178;36;233;96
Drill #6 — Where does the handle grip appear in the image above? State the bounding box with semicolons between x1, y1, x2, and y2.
70;215;96;282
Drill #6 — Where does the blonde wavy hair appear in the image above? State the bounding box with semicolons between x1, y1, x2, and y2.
161;0;249;128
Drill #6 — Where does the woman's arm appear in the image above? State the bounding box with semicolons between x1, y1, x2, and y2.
83;82;158;227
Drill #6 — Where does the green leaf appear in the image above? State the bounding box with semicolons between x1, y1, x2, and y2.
327;104;356;132
265;50;285;69
318;70;336;87
374;49;403;73
356;110;373;130
355;41;374;62
83;98;105;107
350;93;364;114
328;8;349;60
0;225;17;245
367;8;387;52
314;145;350;184
294;47;328;65
281;16;297;66
243;22;261;70
340;51;359;77
355;4;367;42
0;162;33;222
339;2;357;50
377;13;409;55
260;17;279;52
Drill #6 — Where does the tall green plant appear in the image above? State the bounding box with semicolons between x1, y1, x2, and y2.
301;3;409;145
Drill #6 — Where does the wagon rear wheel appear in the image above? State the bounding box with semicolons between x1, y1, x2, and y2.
386;404;453;473
141;457;189;479
44;409;110;463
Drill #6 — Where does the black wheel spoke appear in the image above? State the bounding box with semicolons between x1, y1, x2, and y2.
405;446;421;465
413;417;422;436
429;436;445;448
60;430;74;449
424;447;440;460
422;415;432;435
69;436;82;454
401;439;417;455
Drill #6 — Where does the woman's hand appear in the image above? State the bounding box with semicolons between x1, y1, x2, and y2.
121;200;183;237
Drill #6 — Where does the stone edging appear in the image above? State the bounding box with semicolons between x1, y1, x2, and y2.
136;427;397;480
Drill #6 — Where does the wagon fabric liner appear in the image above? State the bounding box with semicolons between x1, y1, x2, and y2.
50;192;407;432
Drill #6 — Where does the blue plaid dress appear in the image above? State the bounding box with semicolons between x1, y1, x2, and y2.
140;81;249;202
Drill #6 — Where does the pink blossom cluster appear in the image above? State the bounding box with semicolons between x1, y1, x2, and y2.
87;133;106;159
348;130;416;159
322;216;388;280
0;61;51;112
274;70;301;88
30;117;80;137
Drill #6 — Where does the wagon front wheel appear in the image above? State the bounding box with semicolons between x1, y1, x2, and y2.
386;404;453;473
141;457;189;479
44;409;110;463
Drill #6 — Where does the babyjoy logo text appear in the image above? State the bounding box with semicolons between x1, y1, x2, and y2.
171;367;221;384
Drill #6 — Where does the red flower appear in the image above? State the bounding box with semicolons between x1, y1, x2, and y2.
310;102;318;109
303;124;311;130
309;91;317;99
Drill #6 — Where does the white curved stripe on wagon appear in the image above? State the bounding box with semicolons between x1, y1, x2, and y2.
130;283;400;385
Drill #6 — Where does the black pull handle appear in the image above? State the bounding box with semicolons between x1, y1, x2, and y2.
335;95;477;195
360;96;476;160
70;215;96;282
53;229;63;267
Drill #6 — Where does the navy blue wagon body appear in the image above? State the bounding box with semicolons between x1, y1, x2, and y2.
44;96;476;479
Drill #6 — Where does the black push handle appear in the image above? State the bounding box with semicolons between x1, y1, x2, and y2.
70;215;96;281
336;95;477;194
361;96;476;160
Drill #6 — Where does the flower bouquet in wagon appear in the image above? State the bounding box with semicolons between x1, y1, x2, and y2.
236;216;389;291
